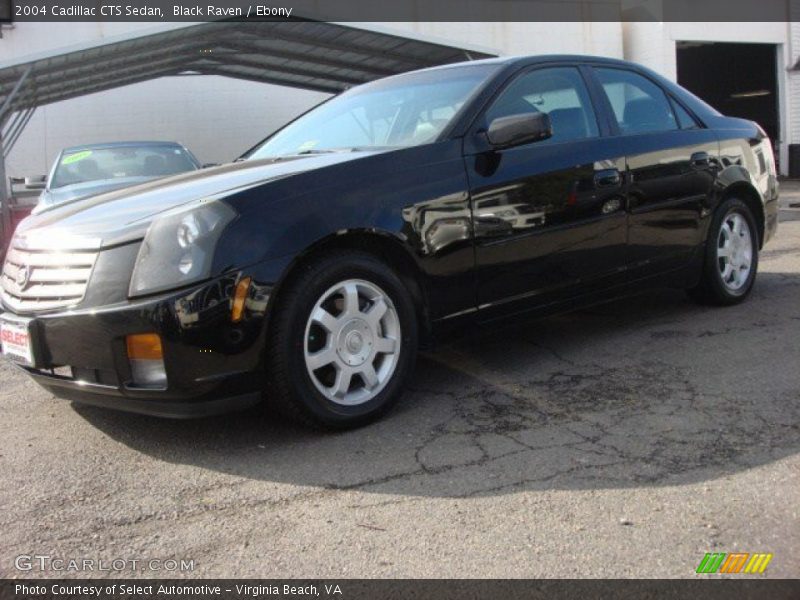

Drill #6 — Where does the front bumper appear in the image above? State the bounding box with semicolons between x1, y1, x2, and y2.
20;368;261;418
1;271;275;418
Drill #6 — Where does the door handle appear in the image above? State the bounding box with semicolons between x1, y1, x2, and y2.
594;168;621;188
690;151;711;168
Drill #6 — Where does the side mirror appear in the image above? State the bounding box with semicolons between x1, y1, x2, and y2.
486;112;552;150
24;175;46;190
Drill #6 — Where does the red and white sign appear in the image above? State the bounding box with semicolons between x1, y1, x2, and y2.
0;319;34;366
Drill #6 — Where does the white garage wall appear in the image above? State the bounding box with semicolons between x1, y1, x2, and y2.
622;21;674;77
789;19;800;152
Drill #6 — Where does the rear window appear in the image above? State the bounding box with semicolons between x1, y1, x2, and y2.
594;68;679;135
670;98;701;129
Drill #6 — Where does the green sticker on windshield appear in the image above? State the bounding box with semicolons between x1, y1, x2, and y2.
61;150;93;165
297;140;318;153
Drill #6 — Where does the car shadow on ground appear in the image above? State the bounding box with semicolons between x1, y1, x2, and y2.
74;271;800;498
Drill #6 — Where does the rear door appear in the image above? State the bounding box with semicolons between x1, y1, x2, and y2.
588;66;720;279
464;64;628;318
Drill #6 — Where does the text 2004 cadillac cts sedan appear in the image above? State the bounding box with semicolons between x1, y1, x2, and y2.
0;55;779;428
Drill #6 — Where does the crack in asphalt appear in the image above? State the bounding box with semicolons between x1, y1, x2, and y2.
322;359;800;497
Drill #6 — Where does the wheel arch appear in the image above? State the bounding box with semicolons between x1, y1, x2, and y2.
264;229;433;347
716;181;766;249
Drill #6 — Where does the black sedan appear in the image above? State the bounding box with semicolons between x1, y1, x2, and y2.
0;55;779;428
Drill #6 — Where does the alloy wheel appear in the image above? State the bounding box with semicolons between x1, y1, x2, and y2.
303;279;401;406
717;211;753;292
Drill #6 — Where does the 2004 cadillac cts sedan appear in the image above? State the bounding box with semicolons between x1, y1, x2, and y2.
0;55;779;428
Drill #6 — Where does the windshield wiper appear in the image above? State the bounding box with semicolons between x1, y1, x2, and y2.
250;147;390;162
296;149;341;155
297;146;395;155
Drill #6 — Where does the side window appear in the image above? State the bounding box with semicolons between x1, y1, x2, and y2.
594;68;678;135
670;98;700;130
485;67;599;144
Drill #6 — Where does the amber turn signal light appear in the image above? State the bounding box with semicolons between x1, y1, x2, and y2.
126;333;164;360
231;277;252;323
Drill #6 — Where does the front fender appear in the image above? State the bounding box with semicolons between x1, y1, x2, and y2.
211;140;476;321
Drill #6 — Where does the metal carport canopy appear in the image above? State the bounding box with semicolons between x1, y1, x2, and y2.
0;20;497;236
0;20;497;130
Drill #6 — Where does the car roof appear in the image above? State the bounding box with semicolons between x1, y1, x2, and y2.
422;54;636;72
62;141;186;153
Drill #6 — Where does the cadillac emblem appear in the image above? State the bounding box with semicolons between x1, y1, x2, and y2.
16;265;30;289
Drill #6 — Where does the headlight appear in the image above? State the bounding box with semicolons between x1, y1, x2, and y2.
129;199;236;297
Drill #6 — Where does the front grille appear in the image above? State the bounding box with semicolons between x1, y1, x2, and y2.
1;244;98;312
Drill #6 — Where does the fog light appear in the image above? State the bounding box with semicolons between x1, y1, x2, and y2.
126;333;167;387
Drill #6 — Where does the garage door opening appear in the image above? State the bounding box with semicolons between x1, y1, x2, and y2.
677;41;779;155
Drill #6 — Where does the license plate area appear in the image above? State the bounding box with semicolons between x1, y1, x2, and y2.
0;315;36;367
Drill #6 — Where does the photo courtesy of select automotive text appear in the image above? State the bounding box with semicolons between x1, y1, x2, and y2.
0;0;799;597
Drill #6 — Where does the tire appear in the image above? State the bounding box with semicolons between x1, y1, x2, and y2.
264;250;418;429
687;197;759;306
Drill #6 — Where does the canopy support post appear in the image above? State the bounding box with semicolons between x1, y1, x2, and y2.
0;67;34;251
0;135;10;254
0;66;32;124
4;106;36;157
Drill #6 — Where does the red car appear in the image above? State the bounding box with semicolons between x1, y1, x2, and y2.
1;176;39;257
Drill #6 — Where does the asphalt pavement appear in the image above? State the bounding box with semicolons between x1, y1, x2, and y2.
1;183;799;579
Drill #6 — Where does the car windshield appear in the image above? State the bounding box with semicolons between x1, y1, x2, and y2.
51;145;198;189
248;64;499;159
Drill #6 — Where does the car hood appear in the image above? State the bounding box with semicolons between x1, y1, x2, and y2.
16;152;379;249
35;177;159;214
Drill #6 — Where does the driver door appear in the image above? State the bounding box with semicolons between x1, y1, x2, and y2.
464;65;630;319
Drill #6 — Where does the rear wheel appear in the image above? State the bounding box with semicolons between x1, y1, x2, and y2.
688;198;759;305
265;251;418;429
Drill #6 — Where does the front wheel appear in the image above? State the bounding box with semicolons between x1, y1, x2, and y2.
688;198;759;306
264;250;418;429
